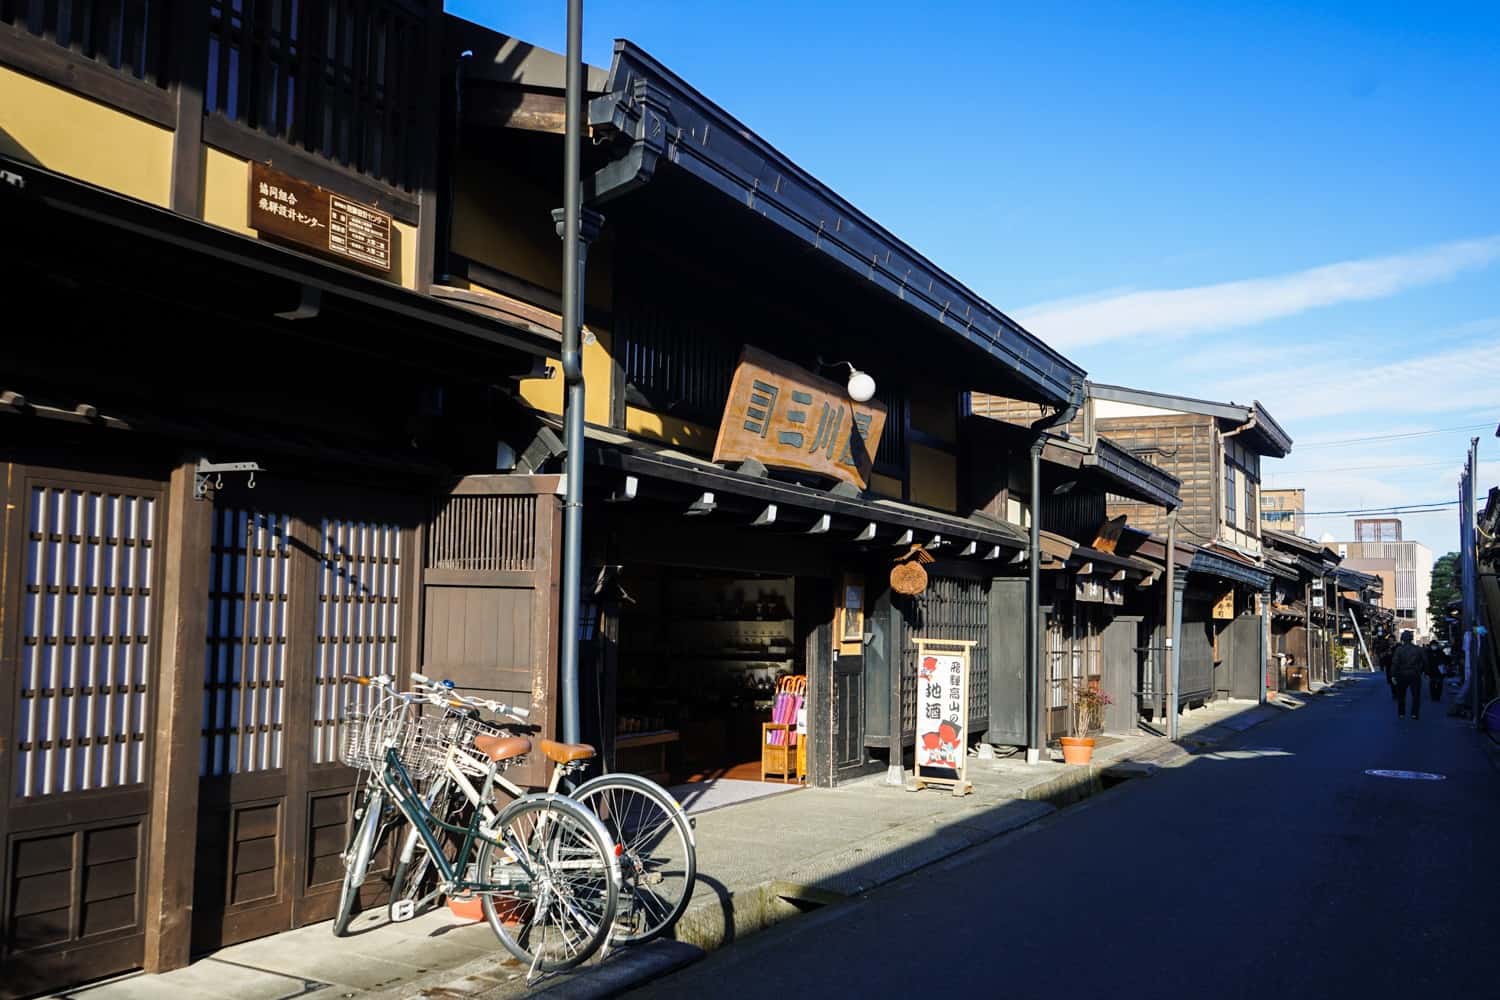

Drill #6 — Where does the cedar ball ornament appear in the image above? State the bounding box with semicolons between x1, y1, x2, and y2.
890;542;935;596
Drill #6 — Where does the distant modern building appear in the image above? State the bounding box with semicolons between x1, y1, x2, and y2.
1261;488;1306;534
1335;518;1432;637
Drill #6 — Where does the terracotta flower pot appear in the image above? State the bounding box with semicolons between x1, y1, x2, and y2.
1059;736;1095;765
447;895;484;922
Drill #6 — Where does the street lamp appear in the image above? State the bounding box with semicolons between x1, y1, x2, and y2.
818;357;877;402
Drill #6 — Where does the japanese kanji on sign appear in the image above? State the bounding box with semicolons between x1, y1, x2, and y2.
911;638;975;796
712;346;887;489
248;162;393;274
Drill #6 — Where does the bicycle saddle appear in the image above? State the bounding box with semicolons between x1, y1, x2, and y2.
472;734;532;762
538;739;596;764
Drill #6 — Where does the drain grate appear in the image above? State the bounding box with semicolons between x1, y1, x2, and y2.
1364;769;1446;781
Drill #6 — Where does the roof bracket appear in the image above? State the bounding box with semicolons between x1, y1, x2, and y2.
607;475;639;503
274;284;321;321
687;491;716;516
855;522;877;542
752;504;777;527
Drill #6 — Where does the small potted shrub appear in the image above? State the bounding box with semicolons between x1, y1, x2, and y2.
1060;682;1111;764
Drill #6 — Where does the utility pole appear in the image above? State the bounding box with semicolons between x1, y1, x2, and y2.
1164;509;1178;741
1026;437;1044;764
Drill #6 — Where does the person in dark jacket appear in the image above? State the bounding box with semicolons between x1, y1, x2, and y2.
1387;630;1427;719
1425;643;1447;702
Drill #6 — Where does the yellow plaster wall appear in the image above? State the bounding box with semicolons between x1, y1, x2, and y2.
0;66;171;206
624;407;716;454
200;146;419;288
450;150;612;311
518;327;613;426
869;472;904;499
202;147;255;235
910;444;958;512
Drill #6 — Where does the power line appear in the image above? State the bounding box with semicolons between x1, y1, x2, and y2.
1294;422;1495;449
1301;500;1465;516
1268;459;1457;476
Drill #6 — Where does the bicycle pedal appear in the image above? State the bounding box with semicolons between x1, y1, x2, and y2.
388;899;416;922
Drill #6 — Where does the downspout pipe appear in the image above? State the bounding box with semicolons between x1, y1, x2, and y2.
1025;382;1084;764
1164;509;1179;740
556;0;587;747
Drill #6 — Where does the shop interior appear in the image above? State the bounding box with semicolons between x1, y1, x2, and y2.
613;568;804;786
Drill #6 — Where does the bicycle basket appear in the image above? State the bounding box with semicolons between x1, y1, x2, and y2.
437;711;529;777
339;700;446;781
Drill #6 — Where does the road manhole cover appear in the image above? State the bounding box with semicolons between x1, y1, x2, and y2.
1364;769;1446;781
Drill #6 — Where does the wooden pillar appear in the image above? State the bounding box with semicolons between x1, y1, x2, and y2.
169;3;209;216
142;460;213;972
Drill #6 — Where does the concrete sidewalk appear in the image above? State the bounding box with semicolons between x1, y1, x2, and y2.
49;682;1357;1000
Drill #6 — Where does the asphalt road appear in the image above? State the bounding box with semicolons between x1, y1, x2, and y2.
631;674;1500;999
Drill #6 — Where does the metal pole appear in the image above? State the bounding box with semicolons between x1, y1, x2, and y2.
1164;509;1178;740
1467;437;1481;724
1026;438;1044;764
557;0;585;746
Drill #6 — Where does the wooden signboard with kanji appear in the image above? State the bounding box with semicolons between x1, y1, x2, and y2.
910;639;976;797
1212;588;1235;620
249;162;393;273
712;346;887;489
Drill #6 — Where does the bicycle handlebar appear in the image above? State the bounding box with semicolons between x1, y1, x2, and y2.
409;673;530;721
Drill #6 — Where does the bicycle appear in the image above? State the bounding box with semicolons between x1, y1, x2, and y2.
334;675;623;978
391;674;697;946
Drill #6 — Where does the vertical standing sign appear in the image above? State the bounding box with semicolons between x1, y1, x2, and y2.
911;639;976;796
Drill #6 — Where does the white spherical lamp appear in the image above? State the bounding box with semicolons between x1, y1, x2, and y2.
847;368;876;403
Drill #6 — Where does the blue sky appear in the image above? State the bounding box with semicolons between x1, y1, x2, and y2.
448;1;1500;553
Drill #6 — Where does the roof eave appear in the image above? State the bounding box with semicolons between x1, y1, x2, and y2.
589;40;1085;407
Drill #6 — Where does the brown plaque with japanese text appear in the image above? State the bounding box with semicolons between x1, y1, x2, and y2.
248;162;392;273
712;346;887;489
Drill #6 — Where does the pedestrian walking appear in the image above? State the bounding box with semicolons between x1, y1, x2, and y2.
1386;630;1426;720
1425;642;1446;703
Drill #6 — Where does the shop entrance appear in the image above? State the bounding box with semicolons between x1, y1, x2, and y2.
614;568;802;786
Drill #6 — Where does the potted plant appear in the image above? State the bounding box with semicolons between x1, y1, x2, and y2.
1060;681;1112;765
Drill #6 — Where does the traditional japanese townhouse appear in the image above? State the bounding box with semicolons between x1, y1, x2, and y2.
1078;384;1293;711
966;399;1182;745
438;22;1092;790
0;6;577;993
1262;528;1343;691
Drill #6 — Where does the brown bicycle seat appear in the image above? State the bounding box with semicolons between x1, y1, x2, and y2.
538;739;596;764
472;734;532;762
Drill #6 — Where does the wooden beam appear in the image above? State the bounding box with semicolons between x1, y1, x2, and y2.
1074;561;1094;576
1110;569;1127;582
985;545;1003;560
467;87;568;134
142;459;213;972
926;534;943;550
1008;550;1027;564
753;504;778;527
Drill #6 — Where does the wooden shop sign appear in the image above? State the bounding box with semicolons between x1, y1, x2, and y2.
712;346;887;489
249;162;392;273
1212;588;1235;620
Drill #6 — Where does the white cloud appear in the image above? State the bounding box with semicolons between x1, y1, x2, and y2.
1017;236;1500;347
1213;340;1500;422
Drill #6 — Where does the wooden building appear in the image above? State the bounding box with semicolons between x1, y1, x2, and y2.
1263;528;1342;690
0;9;1107;991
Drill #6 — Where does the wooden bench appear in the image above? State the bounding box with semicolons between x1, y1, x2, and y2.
615;730;679;786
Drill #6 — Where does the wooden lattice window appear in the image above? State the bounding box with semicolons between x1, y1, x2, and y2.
428;495;536;572
900;575;991;736
201;509;292;776
311;517;402;763
206;0;425;190
16;485;156;797
2;0;172;88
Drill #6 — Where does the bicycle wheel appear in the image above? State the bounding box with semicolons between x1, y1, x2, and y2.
477;795;620;974
573;773;696;944
334;785;385;937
